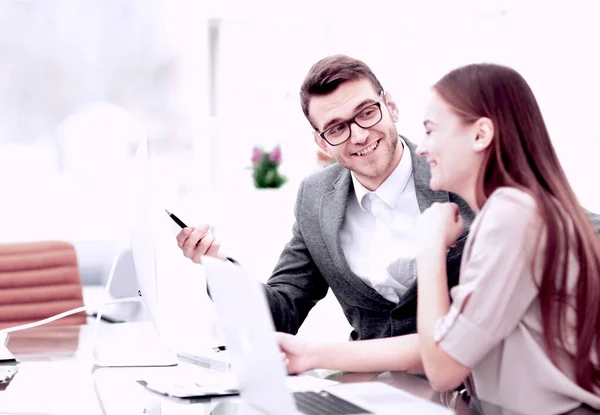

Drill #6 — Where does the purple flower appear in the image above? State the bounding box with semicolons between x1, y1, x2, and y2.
251;147;264;164
269;145;282;164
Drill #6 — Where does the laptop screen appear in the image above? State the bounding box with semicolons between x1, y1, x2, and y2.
202;256;298;414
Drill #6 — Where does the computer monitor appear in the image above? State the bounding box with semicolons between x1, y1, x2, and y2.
130;134;161;328
126;137;228;369
130;213;160;330
91;136;178;368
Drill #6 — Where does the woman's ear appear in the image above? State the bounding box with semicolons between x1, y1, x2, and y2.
473;118;494;152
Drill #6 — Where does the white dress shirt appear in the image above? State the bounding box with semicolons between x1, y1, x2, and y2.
339;139;422;303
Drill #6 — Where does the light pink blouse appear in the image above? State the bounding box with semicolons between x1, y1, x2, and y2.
434;187;600;414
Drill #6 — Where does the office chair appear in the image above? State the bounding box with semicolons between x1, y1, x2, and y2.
0;241;86;330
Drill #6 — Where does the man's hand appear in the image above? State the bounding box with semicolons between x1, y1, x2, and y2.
175;225;227;263
276;332;317;375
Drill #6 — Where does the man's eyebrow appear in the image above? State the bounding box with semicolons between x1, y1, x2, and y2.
321;99;378;132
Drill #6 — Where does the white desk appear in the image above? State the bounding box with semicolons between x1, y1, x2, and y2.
0;322;448;414
4;322;554;415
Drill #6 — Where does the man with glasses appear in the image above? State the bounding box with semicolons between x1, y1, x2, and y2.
176;55;473;370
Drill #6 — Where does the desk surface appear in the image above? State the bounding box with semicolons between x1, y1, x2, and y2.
1;323;597;415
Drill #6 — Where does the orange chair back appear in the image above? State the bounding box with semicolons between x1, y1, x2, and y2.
0;241;86;330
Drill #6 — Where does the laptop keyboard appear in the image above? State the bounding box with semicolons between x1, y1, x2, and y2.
294;391;372;414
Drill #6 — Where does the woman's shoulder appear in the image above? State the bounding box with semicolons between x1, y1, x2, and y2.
486;186;536;210
474;187;541;237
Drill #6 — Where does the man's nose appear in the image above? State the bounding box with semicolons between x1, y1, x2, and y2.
349;122;369;144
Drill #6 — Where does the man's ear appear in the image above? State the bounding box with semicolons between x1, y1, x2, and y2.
383;91;399;123
473;117;494;152
313;131;331;154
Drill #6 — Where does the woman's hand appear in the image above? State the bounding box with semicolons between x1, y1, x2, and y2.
276;332;317;375
415;202;464;254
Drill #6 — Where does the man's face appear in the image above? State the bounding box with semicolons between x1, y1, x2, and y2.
308;79;402;190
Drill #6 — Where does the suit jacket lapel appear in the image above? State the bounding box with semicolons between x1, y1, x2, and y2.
319;169;349;273
320;169;393;305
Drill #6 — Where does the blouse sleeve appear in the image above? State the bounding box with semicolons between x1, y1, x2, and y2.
435;188;543;368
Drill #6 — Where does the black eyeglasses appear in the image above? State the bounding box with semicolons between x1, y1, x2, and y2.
319;102;383;146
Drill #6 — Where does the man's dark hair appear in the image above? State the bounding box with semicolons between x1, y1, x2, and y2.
300;55;384;130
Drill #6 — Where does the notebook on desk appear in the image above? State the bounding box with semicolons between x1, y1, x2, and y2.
202;256;452;415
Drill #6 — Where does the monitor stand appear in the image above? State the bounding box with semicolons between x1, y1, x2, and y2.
88;246;178;368
91;321;178;368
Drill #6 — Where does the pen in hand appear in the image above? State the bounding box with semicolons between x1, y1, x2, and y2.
165;209;188;229
166;209;207;248
166;208;229;352
167;208;238;265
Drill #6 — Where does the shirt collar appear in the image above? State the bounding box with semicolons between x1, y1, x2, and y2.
351;136;413;211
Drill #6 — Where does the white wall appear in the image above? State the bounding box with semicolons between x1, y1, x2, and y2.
207;1;600;212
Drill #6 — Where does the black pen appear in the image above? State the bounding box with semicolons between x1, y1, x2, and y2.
165;209;188;229
166;208;228;352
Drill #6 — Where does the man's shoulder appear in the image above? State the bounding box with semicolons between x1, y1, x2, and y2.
302;163;347;191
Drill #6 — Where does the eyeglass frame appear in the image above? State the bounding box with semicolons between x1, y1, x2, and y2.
317;99;385;147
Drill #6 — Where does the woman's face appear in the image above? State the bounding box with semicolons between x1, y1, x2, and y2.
416;91;488;196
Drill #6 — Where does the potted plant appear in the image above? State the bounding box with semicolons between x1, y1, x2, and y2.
251;145;287;189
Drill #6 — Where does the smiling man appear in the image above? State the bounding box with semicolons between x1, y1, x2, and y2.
177;55;474;356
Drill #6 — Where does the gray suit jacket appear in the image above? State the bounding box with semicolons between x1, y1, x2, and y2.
264;137;475;340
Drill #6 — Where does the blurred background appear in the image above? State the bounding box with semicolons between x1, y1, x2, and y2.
1;0;599;342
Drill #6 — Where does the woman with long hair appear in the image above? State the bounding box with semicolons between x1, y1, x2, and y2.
414;63;600;413
277;63;600;413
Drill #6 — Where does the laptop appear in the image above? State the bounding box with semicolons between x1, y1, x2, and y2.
202;256;452;415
